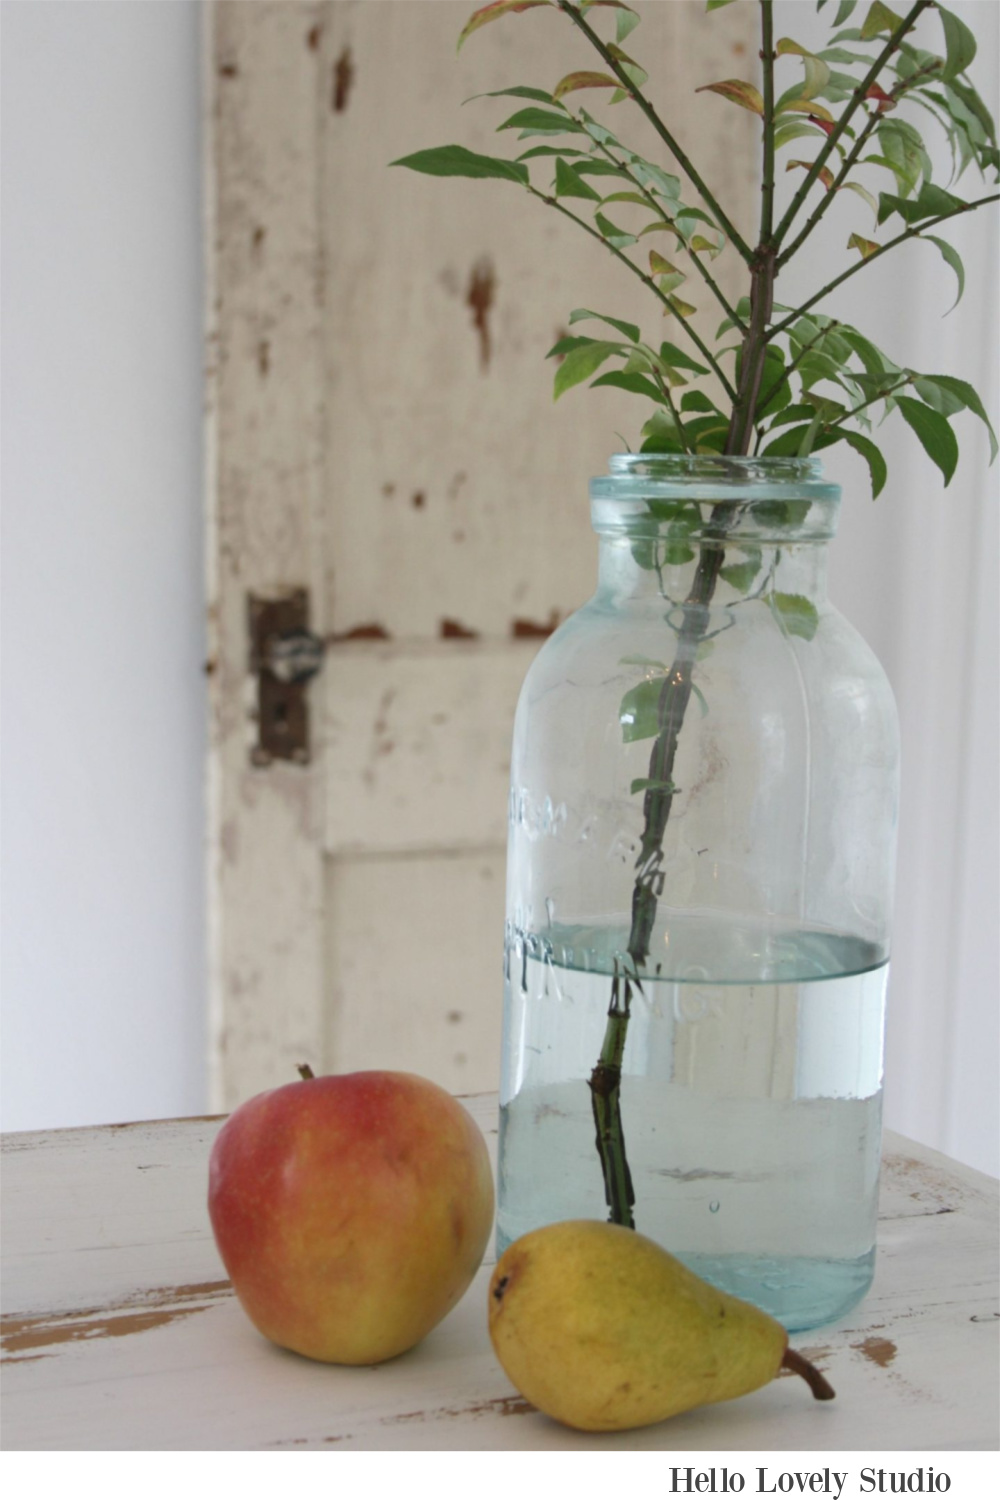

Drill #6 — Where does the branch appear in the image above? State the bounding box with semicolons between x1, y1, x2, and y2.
528;185;738;399
554;0;753;261
771;0;934;249
760;0;776;243
768;193;1000;339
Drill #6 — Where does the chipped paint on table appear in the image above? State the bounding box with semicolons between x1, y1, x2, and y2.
2;1102;997;1451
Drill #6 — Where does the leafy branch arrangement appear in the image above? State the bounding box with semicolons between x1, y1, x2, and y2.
395;0;998;1230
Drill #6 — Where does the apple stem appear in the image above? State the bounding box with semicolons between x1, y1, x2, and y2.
297;1063;316;1080
781;1346;836;1401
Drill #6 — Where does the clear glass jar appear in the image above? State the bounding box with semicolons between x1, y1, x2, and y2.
498;455;900;1331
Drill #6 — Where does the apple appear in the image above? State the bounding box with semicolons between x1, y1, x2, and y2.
208;1069;494;1364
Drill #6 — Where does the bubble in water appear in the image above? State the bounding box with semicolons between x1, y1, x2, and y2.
545;897;555;926
709;1200;720;1213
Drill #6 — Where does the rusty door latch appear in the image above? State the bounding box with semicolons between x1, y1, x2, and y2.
248;590;324;766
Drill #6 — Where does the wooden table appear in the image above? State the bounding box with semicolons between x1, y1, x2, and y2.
2;1095;997;1451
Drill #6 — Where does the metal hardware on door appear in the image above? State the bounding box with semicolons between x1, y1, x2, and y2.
248;590;324;766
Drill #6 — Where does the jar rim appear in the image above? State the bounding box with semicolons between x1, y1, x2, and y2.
605;453;828;481
591;454;841;542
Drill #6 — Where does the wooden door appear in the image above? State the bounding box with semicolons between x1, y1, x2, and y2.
206;0;756;1110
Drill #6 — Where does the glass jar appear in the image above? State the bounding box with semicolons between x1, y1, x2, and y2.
498;455;900;1332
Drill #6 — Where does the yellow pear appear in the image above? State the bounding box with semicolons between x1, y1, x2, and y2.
488;1220;834;1432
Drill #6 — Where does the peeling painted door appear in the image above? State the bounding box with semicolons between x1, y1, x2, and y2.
206;0;756;1110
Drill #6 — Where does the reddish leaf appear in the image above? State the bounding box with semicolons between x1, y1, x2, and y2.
553;71;618;100
457;0;551;50
811;117;837;136
786;159;835;191
695;79;764;115
865;83;897;112
848;232;880;259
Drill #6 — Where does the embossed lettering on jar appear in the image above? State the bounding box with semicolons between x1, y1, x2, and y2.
498;456;900;1332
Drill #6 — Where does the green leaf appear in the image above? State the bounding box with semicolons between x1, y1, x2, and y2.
630;159;682;201
591;370;665;402
517;145;588;160
839;180;879;221
466;86;557;105
457;0;552;52
838;326;891;378
659;342;710;376
640;410;685;454
602;191;655;208
860;1;904;42
620;679;666;742
762;423;842;457
391;145;528;186
696;79;765;115
680;390;719;414
554;157;602;200
707;0;739;9
917;375;997;461
833;0;859;23
616;6;641;42
573;160;632;178
923;235;965;312
877;182;965;226
630;777;679;796
757;346;792;419
552;341;620;400
545;334;596;358
719;554;763;592
842;430;888;498
896;396;959;485
497;107;585;136
595;213;639;249
682;415;728;453
770;593;820;641
774;121;828;152
569;308;641;342
938;5;977;83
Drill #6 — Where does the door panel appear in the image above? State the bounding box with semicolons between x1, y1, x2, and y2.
208;0;757;1108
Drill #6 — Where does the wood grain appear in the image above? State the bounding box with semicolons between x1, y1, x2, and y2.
2;1104;997;1451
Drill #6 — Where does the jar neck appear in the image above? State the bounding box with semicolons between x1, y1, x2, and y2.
595;531;831;609
590;455;839;608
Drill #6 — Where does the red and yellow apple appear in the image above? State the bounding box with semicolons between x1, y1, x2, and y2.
208;1069;494;1364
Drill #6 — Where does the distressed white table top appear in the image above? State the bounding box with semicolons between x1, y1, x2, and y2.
2;1096;997;1451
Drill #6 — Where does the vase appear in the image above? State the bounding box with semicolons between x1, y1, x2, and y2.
497;454;900;1332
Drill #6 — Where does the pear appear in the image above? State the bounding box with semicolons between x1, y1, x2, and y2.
488;1220;834;1432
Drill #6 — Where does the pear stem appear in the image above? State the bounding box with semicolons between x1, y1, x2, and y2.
297;1063;316;1080
781;1347;836;1401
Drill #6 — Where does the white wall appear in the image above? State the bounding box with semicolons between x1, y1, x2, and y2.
1;1;995;1173
1;0;206;1130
